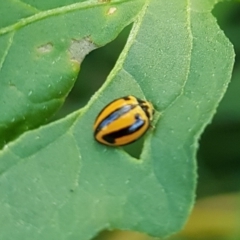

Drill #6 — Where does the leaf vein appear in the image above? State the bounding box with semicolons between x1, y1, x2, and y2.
0;32;15;73
162;0;193;113
0;0;135;36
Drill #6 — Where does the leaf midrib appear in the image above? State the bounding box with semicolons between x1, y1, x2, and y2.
0;0;132;36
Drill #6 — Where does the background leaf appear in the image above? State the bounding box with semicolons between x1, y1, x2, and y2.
0;0;235;240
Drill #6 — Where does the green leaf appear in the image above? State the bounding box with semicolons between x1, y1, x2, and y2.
0;0;234;240
0;0;145;147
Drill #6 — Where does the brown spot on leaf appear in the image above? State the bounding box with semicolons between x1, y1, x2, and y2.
37;43;53;53
107;7;117;15
69;38;97;64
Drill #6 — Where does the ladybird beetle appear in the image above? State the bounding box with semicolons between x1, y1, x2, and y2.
93;95;154;146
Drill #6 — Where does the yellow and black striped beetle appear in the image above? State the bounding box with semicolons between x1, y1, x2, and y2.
93;95;154;146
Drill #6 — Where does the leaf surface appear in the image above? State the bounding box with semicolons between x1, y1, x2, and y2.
0;0;144;147
0;0;234;239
